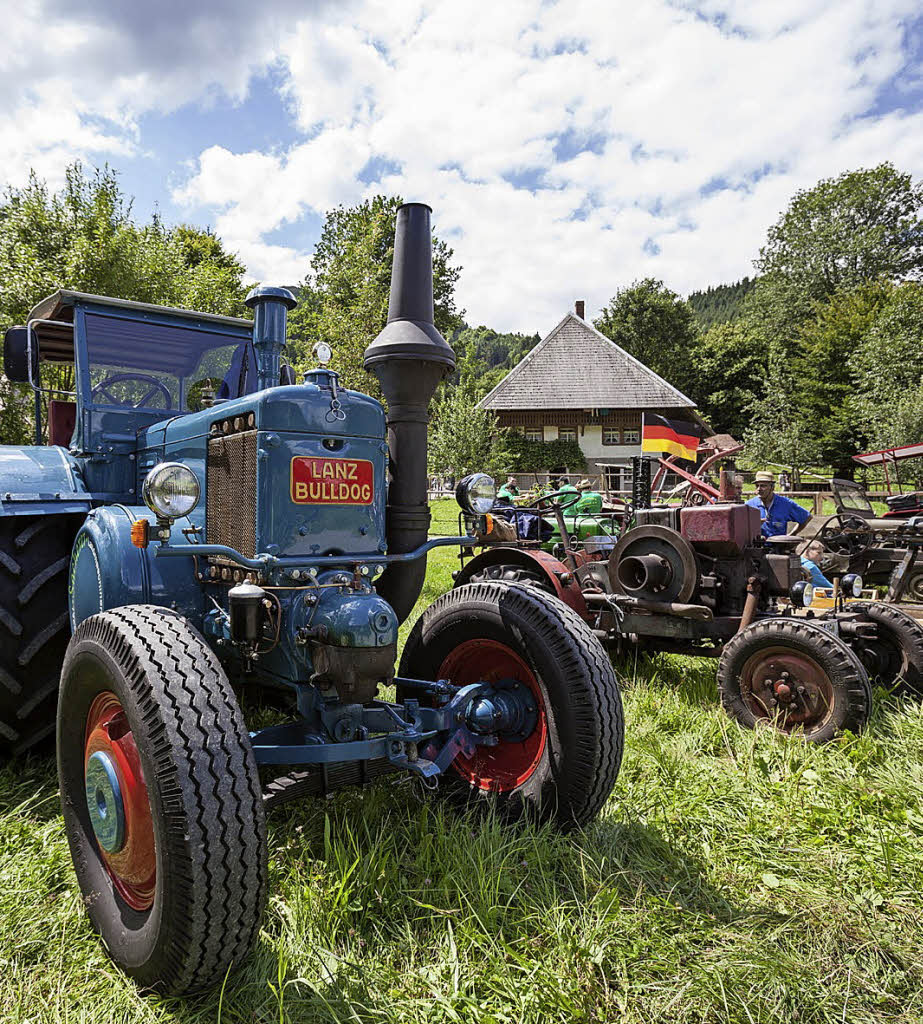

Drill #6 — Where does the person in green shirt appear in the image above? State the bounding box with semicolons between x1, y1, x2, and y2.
573;478;603;513
557;476;578;497
497;476;520;502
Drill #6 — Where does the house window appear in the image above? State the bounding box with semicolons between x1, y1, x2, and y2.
558;427;577;442
602;428;620;445
624;429;640;444
603;466;622;491
525;427;543;442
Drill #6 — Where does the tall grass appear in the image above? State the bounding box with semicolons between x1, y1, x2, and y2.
1;504;921;1022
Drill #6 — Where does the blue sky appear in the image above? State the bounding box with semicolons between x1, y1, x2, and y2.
3;0;923;332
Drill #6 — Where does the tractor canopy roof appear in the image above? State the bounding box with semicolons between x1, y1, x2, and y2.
26;290;253;377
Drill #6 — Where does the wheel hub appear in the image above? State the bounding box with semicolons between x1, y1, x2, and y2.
742;648;833;732
466;680;538;742
84;692;156;911
438;639;547;792
85;751;126;853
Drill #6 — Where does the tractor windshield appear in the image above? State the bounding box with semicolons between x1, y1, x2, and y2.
84;313;255;413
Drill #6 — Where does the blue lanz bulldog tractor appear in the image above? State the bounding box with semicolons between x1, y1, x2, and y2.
0;204;623;994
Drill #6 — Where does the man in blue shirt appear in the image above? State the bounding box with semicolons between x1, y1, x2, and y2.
746;471;812;538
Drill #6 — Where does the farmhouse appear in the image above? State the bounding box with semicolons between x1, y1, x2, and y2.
478;301;701;491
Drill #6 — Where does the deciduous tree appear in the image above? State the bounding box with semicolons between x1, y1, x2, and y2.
0;164;248;444
593;279;698;401
288;196;463;400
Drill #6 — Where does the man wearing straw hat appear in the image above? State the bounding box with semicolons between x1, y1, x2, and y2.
573;478;603;514
745;470;812;538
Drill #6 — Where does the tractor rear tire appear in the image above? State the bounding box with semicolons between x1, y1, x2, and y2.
717;618;871;742
0;514;78;756
57;605;266;995
843;601;923;698
399;582;624;829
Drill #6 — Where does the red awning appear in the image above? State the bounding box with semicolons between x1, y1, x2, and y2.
853;441;923;465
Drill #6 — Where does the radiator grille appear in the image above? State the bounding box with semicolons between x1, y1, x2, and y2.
206;429;257;558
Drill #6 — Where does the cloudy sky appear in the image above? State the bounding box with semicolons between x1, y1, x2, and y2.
4;0;923;332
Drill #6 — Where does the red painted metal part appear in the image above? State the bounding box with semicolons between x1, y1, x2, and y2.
651;443;744;503
455;547;587;615
438;639;547;793
84;692;156;910
738;646;834;734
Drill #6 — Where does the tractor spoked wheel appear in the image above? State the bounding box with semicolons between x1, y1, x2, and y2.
399;581;623;828
718;619;871;742
58;605;266;995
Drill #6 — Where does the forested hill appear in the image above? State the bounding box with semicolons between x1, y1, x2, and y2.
687;278;755;330
446;325;541;390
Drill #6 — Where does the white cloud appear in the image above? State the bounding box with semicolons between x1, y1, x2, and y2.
3;0;922;331
173;0;923;329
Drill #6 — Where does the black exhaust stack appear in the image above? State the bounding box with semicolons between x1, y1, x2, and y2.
364;203;455;622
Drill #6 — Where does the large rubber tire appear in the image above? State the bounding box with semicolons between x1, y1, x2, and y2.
399;582;623;829
57;605;267;995
890;564;923;604
717;618;871;743
843;601;923;698
0;513;78;756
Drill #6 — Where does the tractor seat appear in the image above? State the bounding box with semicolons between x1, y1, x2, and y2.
48;399;76;447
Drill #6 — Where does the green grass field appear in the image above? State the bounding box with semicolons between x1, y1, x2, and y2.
1;501;922;1022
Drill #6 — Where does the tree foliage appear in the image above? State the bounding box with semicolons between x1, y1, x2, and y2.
686;278;755;331
0;163;248;444
503;435;587;474
287;196;463;400
755;163;923;297
849;283;923;449
594;279;698;401
446;325;539;398
734;163;923;471
742;368;819;479
693;320;766;438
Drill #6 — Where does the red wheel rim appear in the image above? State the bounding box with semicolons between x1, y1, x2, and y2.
739;646;834;734
438;639;547;792
84;692;156;910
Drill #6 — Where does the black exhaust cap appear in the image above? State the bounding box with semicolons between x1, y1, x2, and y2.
363;203;456;370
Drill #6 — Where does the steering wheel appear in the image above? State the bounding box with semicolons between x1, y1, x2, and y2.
91;373;173;410
818;513;872;557
533;489;582;512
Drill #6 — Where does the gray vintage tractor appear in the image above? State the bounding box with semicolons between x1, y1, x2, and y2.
0;204;624;994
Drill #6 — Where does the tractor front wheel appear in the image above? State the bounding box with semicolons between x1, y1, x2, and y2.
57;605;266;995
717;618;871;742
399;582;623;828
840;601;923;698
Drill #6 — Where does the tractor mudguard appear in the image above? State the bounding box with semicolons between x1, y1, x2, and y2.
0;445;91;517
69;505;202;630
454;546;587;616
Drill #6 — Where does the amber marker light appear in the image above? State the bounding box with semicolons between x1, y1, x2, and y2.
131;519;150;549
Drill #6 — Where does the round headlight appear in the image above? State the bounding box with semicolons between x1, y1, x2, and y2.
842;573;863;598
455;473;497;514
790;580;814;608
142;463;200;520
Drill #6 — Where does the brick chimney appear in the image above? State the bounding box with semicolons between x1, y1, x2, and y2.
575;300;585;319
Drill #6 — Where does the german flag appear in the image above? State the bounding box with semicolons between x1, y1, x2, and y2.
641;413;701;461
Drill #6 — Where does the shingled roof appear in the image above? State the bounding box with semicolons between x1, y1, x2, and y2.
479;312;696;411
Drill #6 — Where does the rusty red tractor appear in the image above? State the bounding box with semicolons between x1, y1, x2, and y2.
457;487;923;743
